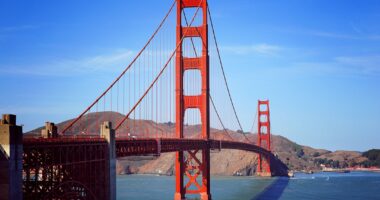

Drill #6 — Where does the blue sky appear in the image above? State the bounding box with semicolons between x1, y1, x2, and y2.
1;0;380;151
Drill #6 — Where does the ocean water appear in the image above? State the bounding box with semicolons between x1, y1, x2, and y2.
116;171;380;200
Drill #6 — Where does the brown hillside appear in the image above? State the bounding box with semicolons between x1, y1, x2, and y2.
26;111;367;175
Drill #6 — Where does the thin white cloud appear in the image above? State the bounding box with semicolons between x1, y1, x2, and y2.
334;55;380;75
282;28;380;41
368;35;380;40
350;23;363;35
250;54;380;78
222;43;282;55
61;49;135;73
0;49;135;76
280;55;380;77
308;31;361;40
0;25;39;33
0;105;70;115
290;62;360;76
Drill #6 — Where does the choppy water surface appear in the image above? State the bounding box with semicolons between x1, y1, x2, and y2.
117;171;380;200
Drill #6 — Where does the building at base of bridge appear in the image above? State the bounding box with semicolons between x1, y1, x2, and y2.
0;114;23;200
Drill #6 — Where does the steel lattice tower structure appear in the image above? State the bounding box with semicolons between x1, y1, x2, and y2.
257;100;272;176
175;0;211;199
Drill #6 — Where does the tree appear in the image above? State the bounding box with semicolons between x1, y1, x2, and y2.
362;149;380;167
349;161;357;167
332;160;340;168
312;152;320;157
296;149;304;158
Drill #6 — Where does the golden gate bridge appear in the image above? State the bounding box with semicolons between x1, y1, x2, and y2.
0;0;282;199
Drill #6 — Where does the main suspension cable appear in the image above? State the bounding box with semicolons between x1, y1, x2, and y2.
115;0;204;131
250;109;258;134
210;96;234;141
207;6;244;133
61;0;177;134
182;10;234;141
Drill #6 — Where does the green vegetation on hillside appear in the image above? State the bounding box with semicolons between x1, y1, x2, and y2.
313;158;347;168
292;144;304;158
361;149;380;167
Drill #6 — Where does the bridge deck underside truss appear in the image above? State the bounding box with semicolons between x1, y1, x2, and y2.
115;138;271;157
22;138;110;200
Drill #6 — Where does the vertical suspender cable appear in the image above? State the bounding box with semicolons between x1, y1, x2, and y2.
207;6;244;133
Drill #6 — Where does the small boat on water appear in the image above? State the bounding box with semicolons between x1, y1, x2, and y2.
288;171;294;177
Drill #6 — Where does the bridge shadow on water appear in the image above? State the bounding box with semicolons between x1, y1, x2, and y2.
251;177;290;200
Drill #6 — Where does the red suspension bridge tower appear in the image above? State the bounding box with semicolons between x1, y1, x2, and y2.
257;100;272;176
175;0;211;199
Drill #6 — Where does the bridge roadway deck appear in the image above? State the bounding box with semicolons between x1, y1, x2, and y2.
20;137;273;199
115;138;271;157
23;137;271;158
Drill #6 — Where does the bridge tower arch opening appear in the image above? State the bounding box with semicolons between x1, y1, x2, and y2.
175;0;211;199
257;100;272;176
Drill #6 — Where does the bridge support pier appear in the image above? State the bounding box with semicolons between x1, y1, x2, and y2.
0;114;23;200
41;122;58;138
101;121;116;200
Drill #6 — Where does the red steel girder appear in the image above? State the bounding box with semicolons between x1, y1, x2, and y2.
115;138;271;157
22;138;110;200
